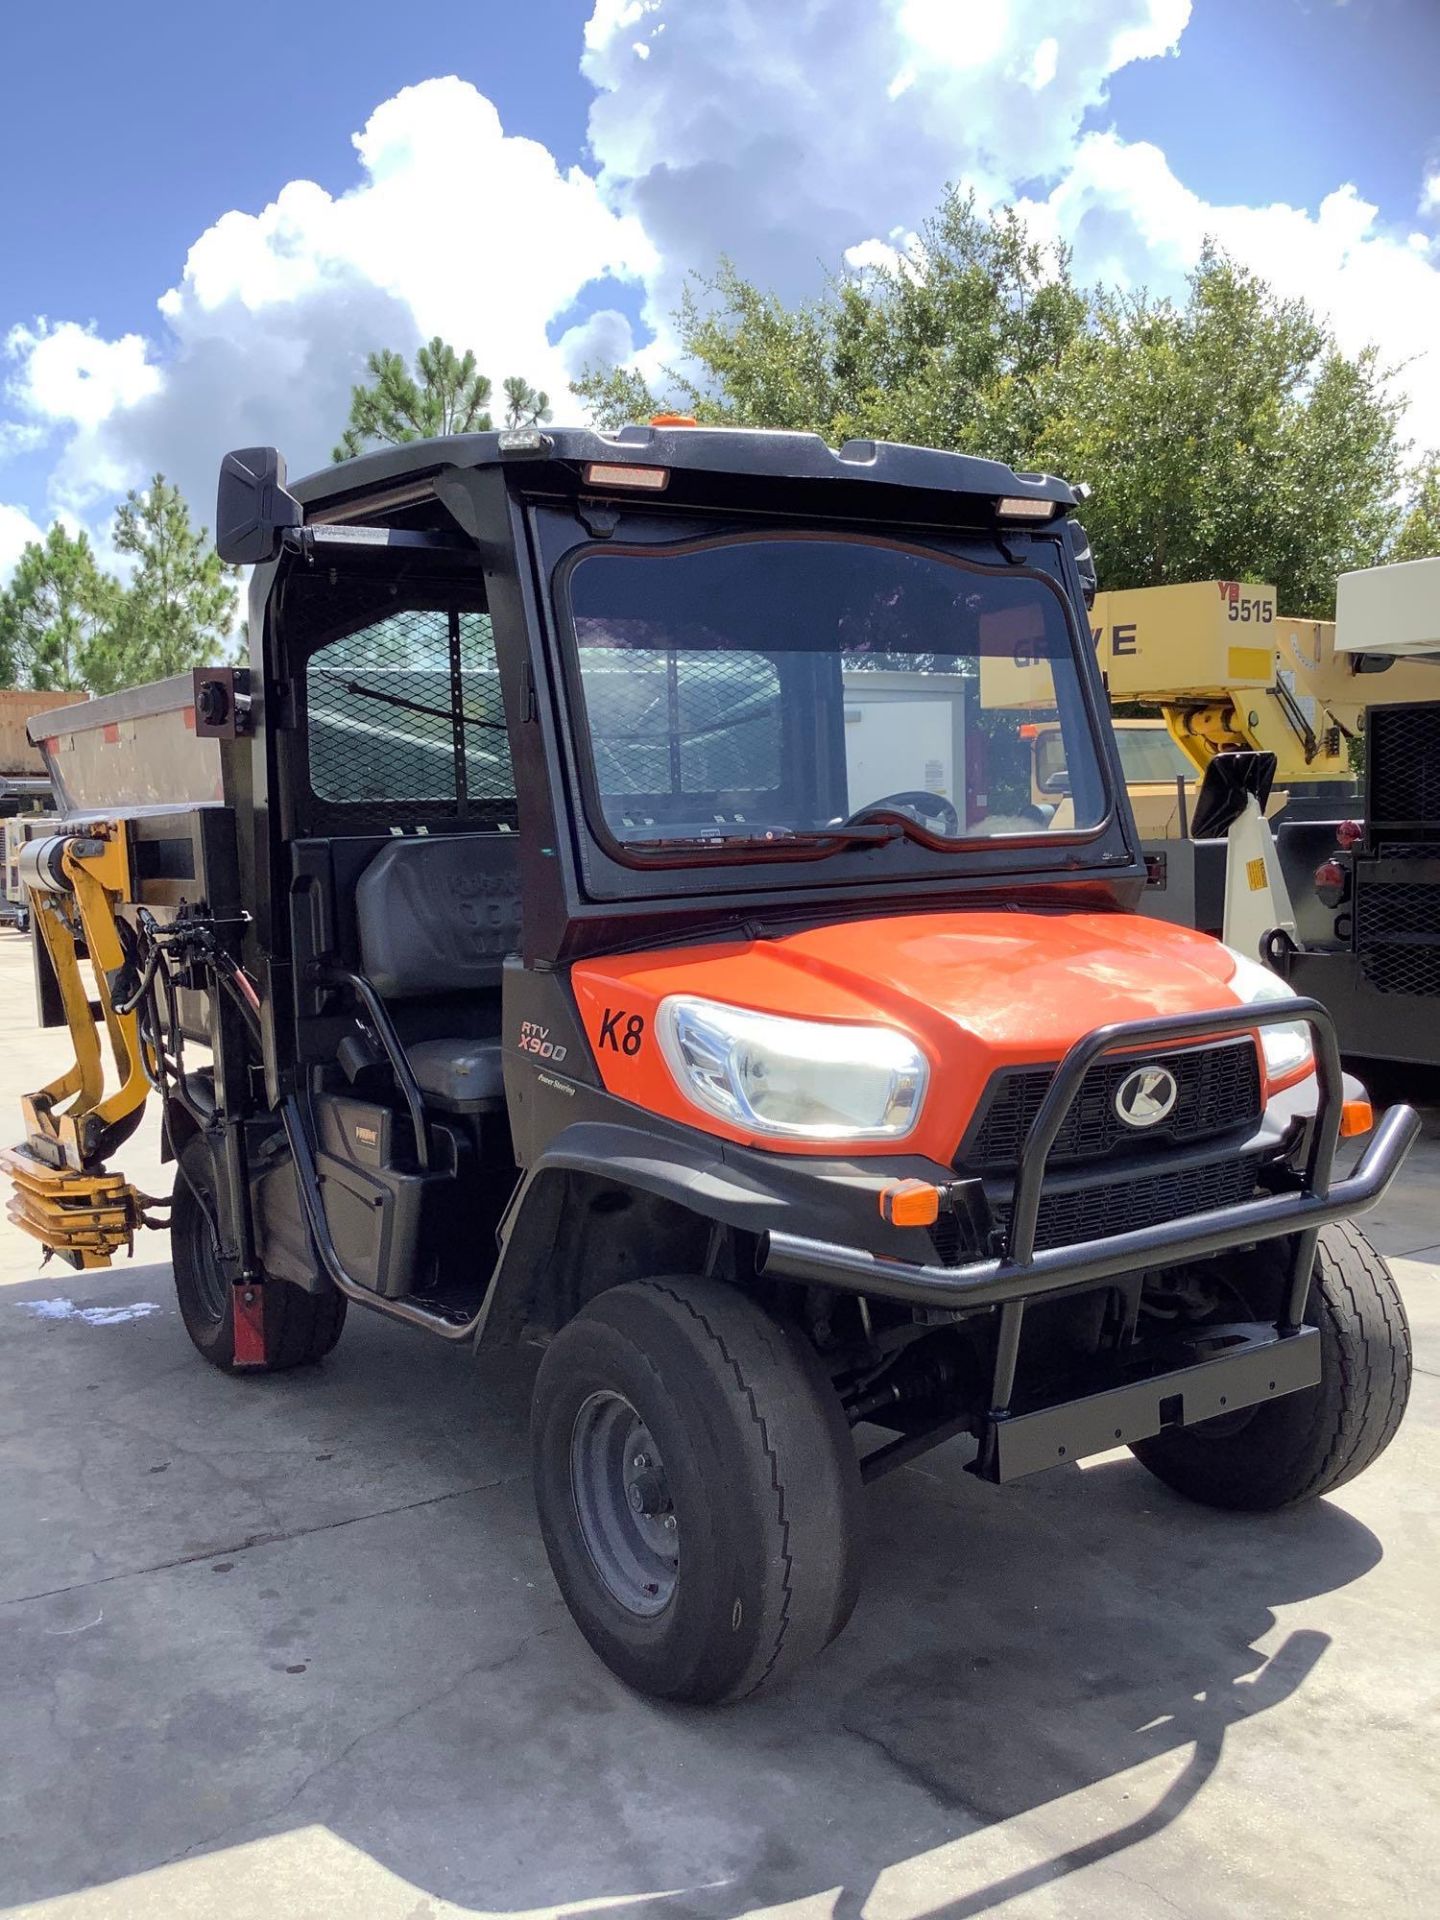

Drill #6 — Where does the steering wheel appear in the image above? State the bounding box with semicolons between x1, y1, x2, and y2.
842;790;960;837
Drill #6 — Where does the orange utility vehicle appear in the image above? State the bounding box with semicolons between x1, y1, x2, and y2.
6;427;1418;1704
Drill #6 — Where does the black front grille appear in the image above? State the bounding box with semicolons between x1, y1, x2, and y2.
964;1039;1261;1169
929;1153;1263;1263
1367;705;1440;829
1017;1154;1262;1253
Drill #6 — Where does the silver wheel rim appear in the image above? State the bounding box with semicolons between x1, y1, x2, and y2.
569;1391;678;1617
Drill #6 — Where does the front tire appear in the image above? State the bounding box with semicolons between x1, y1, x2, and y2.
1130;1221;1411;1511
171;1143;346;1373
531;1275;864;1705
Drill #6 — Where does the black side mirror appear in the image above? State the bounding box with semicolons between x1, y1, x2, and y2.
216;446;302;564
1067;519;1097;609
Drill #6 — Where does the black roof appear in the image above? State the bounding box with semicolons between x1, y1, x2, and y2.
290;423;1078;517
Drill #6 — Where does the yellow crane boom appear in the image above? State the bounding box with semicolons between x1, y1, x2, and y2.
1090;579;1438;782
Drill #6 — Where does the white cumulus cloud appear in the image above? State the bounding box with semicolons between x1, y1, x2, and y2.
5;320;161;430
581;0;1192;336
0;501;45;585
3;0;1439;554
7;76;655;524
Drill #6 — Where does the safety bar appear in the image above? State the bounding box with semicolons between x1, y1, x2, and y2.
317;966;431;1172
1005;998;1343;1267
759;1100;1416;1308
759;998;1416;1338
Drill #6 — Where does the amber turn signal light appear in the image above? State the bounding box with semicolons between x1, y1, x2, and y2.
878;1179;941;1228
1339;1099;1373;1139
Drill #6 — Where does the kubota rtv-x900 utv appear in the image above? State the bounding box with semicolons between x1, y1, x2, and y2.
8;426;1418;1703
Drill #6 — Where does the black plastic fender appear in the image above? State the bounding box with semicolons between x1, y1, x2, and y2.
473;1119;946;1349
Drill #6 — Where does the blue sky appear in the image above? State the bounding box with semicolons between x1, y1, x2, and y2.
2;0;1437;573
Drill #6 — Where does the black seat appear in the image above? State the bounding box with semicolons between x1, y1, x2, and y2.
405;1038;507;1113
353;835;522;1114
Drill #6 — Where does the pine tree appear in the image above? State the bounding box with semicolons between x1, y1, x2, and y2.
502;376;553;429
334;338;496;461
0;523;121;690
102;477;238;693
333;337;556;459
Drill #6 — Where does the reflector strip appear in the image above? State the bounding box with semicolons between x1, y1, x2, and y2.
997;495;1058;521
582;463;670;492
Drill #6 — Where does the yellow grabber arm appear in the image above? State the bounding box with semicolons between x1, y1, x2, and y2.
1;821;165;1270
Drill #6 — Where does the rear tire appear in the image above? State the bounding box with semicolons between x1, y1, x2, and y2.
171;1143;346;1373
1130;1221;1411;1510
531;1275;864;1704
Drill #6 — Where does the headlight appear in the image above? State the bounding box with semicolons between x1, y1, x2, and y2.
656;996;928;1140
1223;947;1313;1082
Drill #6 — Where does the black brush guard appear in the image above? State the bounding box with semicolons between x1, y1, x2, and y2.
758;999;1419;1483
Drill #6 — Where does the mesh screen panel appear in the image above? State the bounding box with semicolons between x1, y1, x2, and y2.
1367;706;1440;829
1355;859;1440;996
576;643;782;808
305;608;515;830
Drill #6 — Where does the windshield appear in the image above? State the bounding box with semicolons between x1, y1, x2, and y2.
1115;726;1195;785
563;533;1106;857
1037;722;1193;793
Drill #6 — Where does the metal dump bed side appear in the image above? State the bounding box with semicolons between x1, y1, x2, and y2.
28;676;228;814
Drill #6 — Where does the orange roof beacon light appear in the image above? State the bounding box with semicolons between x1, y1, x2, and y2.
650;412;698;427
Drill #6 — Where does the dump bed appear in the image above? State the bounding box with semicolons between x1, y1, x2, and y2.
0;688;86;777
28;677;224;814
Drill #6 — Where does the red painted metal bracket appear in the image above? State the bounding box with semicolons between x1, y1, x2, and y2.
231;1281;267;1367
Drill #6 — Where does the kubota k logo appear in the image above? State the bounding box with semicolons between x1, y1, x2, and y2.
1114;1064;1179;1129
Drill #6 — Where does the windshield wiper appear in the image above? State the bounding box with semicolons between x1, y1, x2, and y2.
623;823;903;858
341;678;507;733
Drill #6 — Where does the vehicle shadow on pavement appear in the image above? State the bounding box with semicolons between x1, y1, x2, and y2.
0;1259;1384;1917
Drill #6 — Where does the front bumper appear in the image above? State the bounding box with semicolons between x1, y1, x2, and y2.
757;998;1419;1482
758;1101;1416;1310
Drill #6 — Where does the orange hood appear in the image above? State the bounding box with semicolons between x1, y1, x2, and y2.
570;910;1252;1161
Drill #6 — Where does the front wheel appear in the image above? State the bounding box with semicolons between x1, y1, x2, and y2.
171;1142;346;1373
1130;1221;1411;1510
531;1275;864;1704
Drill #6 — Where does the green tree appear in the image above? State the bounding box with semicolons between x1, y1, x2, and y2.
99;477;238;694
575;190;1087;464
0;523;122;690
1393;454;1440;562
334;337;496;461
1037;250;1403;616
575;199;1407;617
502;375;553;429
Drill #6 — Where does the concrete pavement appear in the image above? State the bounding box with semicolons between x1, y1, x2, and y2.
1;928;1437;1920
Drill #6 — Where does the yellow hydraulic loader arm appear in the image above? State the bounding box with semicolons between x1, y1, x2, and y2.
1;820;164;1269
